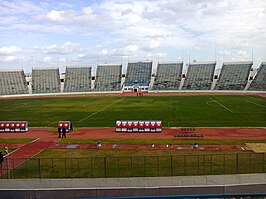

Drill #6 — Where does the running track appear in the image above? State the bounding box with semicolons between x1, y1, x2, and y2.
0;127;266;176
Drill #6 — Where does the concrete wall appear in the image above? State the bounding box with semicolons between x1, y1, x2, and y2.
0;174;266;199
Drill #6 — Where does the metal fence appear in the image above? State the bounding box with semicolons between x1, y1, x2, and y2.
1;152;265;179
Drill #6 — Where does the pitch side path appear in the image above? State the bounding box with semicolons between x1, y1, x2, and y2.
0;128;57;176
1;127;266;140
0;127;266;176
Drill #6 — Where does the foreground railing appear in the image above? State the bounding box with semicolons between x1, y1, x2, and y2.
1;152;265;179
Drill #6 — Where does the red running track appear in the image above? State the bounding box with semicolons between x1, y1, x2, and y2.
1;127;265;140
0;138;55;176
0;127;265;176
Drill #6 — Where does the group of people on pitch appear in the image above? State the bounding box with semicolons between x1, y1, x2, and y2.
58;128;67;138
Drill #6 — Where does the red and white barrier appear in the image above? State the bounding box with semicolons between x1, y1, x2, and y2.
58;121;73;132
0;121;28;132
115;120;162;133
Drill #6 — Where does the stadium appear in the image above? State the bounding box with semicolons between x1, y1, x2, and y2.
0;60;265;199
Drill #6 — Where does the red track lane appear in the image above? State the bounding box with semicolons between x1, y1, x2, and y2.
0;127;266;141
0;138;55;176
0;144;25;148
68;127;266;140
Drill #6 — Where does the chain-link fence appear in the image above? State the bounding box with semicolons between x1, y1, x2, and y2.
1;152;265;179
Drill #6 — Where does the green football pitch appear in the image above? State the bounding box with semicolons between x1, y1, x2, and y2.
0;95;265;127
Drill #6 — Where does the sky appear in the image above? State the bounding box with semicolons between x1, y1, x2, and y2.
0;0;265;73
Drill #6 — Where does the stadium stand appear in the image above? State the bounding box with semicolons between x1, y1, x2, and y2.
215;61;252;90
153;62;183;90
64;66;91;92
0;70;28;95
248;62;266;91
2;60;266;95
32;68;60;94
124;61;152;86
182;62;215;90
94;64;122;91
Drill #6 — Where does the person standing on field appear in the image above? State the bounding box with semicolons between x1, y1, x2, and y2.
58;127;61;138
62;128;67;138
0;152;4;168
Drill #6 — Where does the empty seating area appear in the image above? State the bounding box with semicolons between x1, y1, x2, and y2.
215;62;252;90
0;70;28;95
182;62;215;90
153;62;183;90
32;68;60;94
249;62;266;91
1;61;265;96
64;67;91;92
124;61;152;86
94;64;122;91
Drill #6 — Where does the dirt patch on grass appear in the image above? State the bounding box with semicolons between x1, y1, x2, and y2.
50;143;248;151
246;143;266;152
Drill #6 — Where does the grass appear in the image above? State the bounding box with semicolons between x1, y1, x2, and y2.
0;148;15;153
36;148;250;158
59;138;266;145
5;149;265;179
0;95;265;127
0;138;34;144
0;94;265;178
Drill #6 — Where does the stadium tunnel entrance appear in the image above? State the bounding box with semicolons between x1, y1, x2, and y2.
133;86;139;92
123;85;149;92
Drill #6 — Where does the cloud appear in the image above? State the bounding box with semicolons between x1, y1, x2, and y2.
43;56;52;62
38;6;105;29
0;0;44;15
218;50;231;56
77;53;87;58
0;0;265;71
238;51;248;56
0;16;18;25
82;6;93;15
148;39;162;50
99;49;108;56
0;46;21;55
41;41;81;54
3;56;17;62
44;9;75;22
59;57;66;63
124;45;139;53
4;0;266;51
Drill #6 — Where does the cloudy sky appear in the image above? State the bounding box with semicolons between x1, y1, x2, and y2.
0;0;265;73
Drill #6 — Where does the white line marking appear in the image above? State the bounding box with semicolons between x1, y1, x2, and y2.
209;98;234;113
2;138;39;158
0;103;28;109
1;138;47;176
248;96;265;102
78;97;126;123
246;100;265;108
